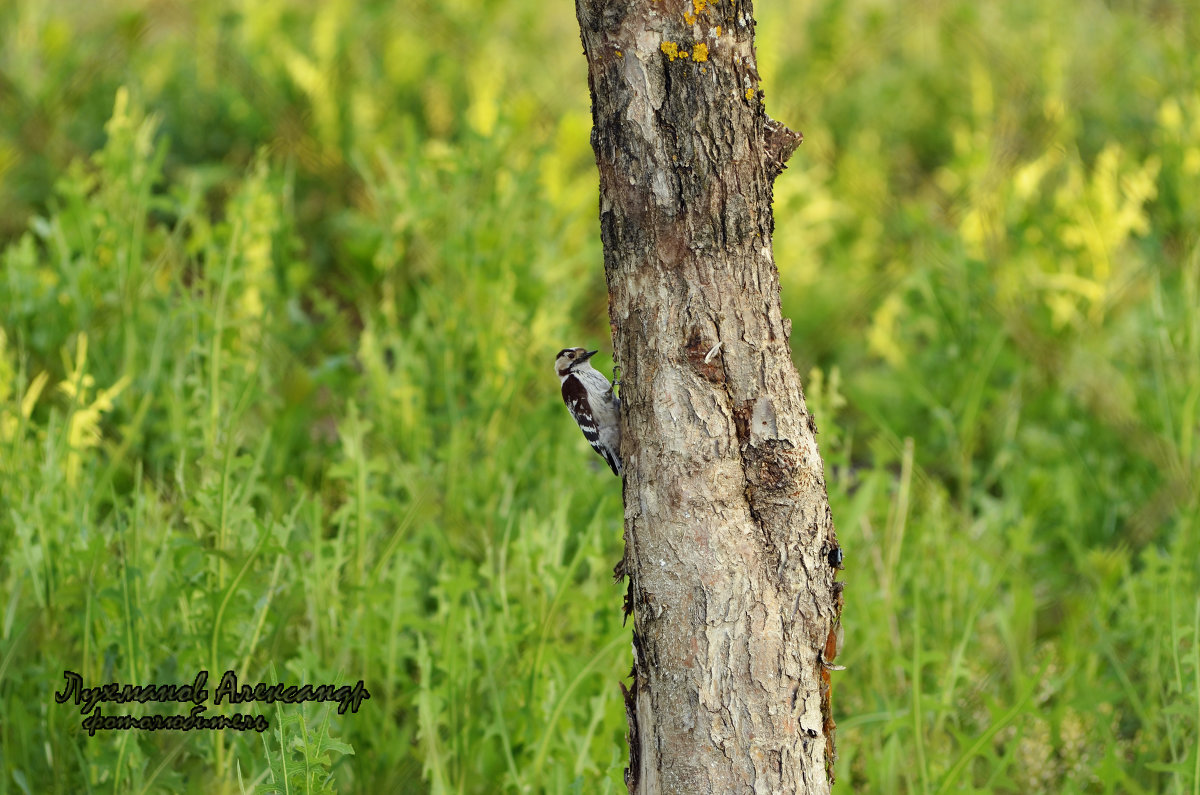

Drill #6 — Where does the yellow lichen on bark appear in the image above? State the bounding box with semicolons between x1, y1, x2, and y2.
684;0;709;24
661;41;689;60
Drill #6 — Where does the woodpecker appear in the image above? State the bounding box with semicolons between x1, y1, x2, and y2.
555;347;622;476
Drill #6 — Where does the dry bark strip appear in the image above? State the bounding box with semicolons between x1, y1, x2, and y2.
574;1;843;792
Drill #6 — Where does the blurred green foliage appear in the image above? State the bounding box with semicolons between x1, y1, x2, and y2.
0;0;1197;792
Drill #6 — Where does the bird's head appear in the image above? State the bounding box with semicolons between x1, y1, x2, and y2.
554;347;597;377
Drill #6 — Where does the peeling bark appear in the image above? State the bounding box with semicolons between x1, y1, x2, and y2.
573;1;842;792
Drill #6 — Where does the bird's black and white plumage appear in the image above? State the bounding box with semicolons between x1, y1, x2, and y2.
555;347;622;476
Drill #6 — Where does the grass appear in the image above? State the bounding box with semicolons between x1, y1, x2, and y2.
1;0;1198;792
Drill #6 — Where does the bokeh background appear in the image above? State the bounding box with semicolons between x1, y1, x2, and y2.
1;0;1197;792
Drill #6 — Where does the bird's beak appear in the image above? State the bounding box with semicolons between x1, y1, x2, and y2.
581;349;599;361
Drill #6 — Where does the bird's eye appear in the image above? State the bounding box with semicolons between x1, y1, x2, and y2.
568;353;575;358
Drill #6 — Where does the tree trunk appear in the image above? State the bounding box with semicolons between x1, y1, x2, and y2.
573;1;843;792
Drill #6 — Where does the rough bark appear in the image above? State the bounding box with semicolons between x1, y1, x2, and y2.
573;1;843;792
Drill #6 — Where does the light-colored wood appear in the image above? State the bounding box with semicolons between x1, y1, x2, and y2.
574;1;843;792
